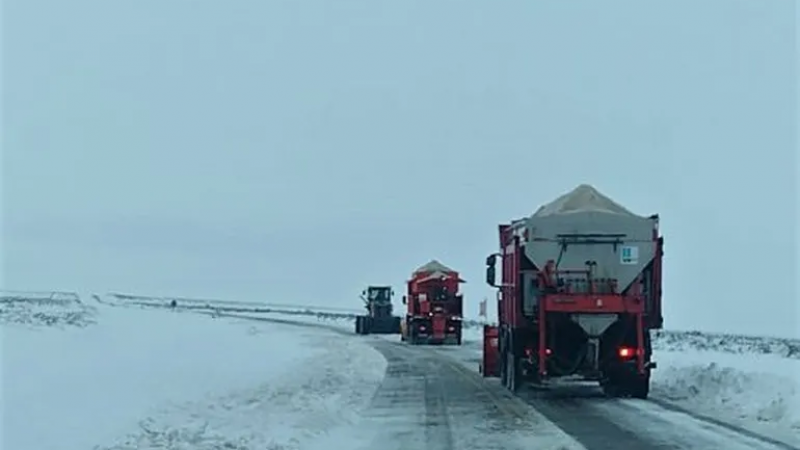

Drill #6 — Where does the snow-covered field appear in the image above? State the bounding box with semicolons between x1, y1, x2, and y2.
2;295;386;450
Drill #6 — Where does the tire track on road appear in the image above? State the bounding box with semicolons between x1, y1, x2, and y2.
368;339;585;450
428;345;796;450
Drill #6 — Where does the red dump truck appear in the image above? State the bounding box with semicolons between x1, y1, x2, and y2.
401;260;465;345
480;185;663;399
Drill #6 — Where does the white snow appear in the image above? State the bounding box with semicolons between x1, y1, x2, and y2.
25;293;796;449
0;290;98;328
2;300;387;450
651;349;800;447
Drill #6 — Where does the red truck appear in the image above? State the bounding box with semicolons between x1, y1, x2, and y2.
480;185;663;399
401;260;465;345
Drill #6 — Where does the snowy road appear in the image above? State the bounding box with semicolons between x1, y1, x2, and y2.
429;345;799;450
353;338;584;450
229;311;799;450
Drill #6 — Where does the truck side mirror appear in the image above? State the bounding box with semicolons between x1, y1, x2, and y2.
486;254;497;267
486;265;497;287
485;254;498;287
402;295;407;304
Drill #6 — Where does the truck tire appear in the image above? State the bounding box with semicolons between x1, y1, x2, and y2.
499;333;508;387
409;327;419;345
363;317;371;335
393;316;402;334
630;375;650;399
600;378;622;397
506;351;520;392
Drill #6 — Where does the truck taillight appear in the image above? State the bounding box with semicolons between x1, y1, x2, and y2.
618;347;634;358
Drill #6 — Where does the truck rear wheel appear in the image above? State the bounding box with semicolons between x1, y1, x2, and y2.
363;317;372;335
629;375;650;399
505;351;520;392
499;333;509;387
499;354;508;387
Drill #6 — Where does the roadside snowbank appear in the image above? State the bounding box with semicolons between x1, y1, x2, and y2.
652;349;800;447
0;290;97;328
3;302;387;450
653;329;800;360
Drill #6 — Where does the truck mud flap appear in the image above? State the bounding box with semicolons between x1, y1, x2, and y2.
480;325;499;377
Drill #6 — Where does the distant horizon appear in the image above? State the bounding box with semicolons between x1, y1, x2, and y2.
3;287;798;342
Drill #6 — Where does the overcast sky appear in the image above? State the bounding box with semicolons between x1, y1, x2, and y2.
3;0;797;338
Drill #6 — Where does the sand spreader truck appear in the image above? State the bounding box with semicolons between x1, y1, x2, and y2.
480;184;664;399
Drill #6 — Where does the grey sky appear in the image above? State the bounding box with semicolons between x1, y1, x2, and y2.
3;0;797;337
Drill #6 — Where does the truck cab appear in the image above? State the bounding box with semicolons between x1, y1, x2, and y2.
402;260;465;345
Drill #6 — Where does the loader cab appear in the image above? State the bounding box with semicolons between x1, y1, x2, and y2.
363;286;395;318
365;286;393;304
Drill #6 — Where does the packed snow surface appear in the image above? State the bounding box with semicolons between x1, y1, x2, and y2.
651;350;800;446
2;300;387;450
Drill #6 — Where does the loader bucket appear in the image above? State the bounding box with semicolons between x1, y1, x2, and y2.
355;315;368;335
480;325;499;377
368;316;401;334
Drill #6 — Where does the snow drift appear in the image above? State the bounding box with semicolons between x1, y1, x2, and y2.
2;294;386;450
0;290;97;328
